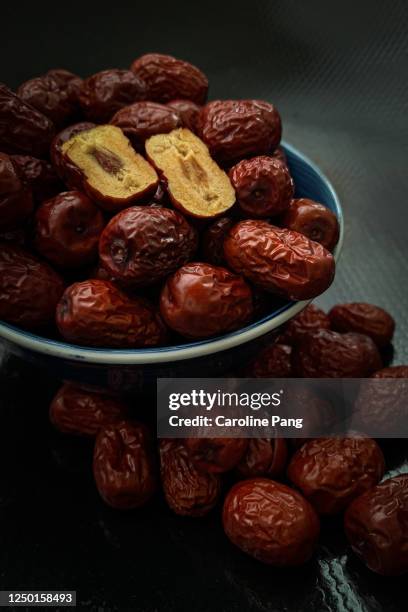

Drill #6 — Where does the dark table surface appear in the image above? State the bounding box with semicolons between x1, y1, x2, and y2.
1;1;408;610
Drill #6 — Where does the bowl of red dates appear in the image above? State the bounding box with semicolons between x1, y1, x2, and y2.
0;53;343;390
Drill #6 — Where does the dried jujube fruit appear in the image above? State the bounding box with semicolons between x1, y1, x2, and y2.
287;436;385;515
34;191;105;269
51;121;96;181
50;383;129;436
159;439;221;517
0;83;55;158
200;216;235;266
160;262;253;339
292;329;382;377
61;125;158;210
166;99;201;132
224;220;335;300
11;154;62;204
271;146;287;165
0;152;33;231
246;343;292;378
46;69;83;107
146;128;235;218
198;100;281;163
344;475;408;576
130;53;208;104
79;69;146;122
229;156;294;217
236;438;288;479
111;101;182;151
56;279;167;348
184;438;248;473
281;198;340;252
223;478;320;565
278;304;331;345
0;242;64;329
93;421;157;509
329;302;395;348
99;206;198;286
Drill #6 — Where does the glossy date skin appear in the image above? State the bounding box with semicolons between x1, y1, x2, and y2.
184;438;248;473
79;69;147;123
110;101;182;151
224;220;335;300
159;439;221;517
34;191;105;269
50;122;96;182
198;100;282;163
50;383;129;436
0;83;55;158
287;436;385;515
329;302;395;348
223;478;320;566
229;156;294;217
160;262;253;339
0;153;33;231
278;304;331;345
200;216;235;266
99;206;198;286
56;279;167;348
292;329;382;377
166;99;201;132
0;242;64;329
131;53;208;104
93;421;157;509
344;475;408;576
281;198;340;252
246;343;292;378
12;155;62;204
236;438;288;479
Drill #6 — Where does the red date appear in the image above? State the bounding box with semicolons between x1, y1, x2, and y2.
79;69;147;122
0;153;33;231
0;242;64;329
236;438;288;478
329;302;395;348
34;191;105;269
246;343;293;378
184;438;248;473
278;304;331;345
50;383;129;436
56;279;167;348
344;474;408;575
51;122;96;182
159;439;221;517
287;436;385;514
223;478;320;565
281;198;340;251
93;421;157;509
224;220;335;300
12;154;62;204
166;99;201;132
229;156;294;217
99;206;198;286
160;262;253;339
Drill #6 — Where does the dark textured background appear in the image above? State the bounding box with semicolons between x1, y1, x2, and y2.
1;0;408;610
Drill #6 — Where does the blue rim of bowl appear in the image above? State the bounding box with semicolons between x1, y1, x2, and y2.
0;141;344;365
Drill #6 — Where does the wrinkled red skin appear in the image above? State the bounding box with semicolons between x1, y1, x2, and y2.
236;438;288;478
46;69;83;105
198;100;282;163
246;343;292;377
281;199;340;252
287;436;385;515
11;154;62;204
79;69;147;123
0;242;64;329
0;83;55;158
34;191;105;269
278;304;331;345
292;330;382;377
99;206;198;286
223;478;320;565
17;72;81;127
271;146;287;165
229;156;294;218
93;421;157;509
49;383;129;436
329;302;395;348
160;262;253;339
110;101;182;151
184;438;248;473
50;121;96;183
372;365;408;378
56;279;168;348
345;475;408;576
159;439;221;517
200;216;235;266
131;53;208;104
166;99;201;132
0;153;34;231
224;220;335;301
